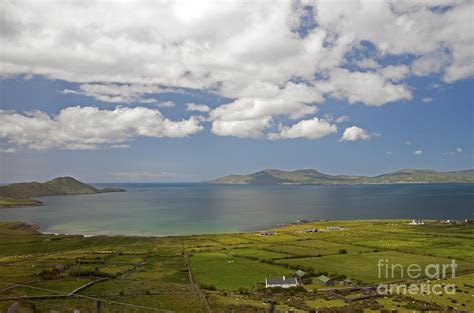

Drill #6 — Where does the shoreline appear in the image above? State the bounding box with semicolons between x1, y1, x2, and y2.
4;218;427;239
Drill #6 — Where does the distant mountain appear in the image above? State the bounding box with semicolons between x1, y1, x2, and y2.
0;177;125;208
209;169;474;185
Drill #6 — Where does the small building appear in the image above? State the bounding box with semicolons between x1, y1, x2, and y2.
317;275;334;286
409;219;424;225
444;219;458;224
303;228;318;233
260;231;274;236
265;276;298;288
295;219;309;224
52;264;66;273
327;226;343;231
294;269;308;278
336;278;354;286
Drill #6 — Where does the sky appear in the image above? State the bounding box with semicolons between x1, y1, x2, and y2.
0;0;473;183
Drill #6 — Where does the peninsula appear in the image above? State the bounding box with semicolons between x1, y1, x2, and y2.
0;177;125;208
209;168;474;185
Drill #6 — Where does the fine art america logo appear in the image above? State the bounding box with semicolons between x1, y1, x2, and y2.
376;259;457;296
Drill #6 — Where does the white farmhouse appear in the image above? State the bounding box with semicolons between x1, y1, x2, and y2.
265;276;298;288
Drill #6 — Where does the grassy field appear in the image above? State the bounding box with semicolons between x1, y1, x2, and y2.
276;251;474;283
0;220;473;312
190;252;291;289
0;196;41;208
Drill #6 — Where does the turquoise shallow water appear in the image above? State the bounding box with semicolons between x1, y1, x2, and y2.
0;183;472;236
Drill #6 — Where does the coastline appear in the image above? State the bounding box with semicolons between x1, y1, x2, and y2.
5;218;418;239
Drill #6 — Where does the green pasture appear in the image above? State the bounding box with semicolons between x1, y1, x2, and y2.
277;251;474;283
190;252;291;290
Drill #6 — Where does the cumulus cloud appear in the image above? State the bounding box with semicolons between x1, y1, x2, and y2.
186;103;210;113
340;126;379;142
156;101;175;108
355;58;380;69
0;107;203;150
209;82;321;138
411;51;451;76
323;68;412;106
444;147;463;155
414;149;423;155
378;65;410;82
335;115;350;123
268;117;337;140
211;117;273;139
422;97;433;103
1;0;473;141
60;84;170;104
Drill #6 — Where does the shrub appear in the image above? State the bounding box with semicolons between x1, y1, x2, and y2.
238;287;249;294
199;283;217;291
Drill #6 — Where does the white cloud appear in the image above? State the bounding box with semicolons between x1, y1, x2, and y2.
414;149;423;155
323;68;412;106
156;101;175;108
378;65;410;82
1;0;473;140
355;58;380;69
335;115;350;123
0;147;16;153
60;84;170;104
186;103;210;113
268;117;337;140
422;97;433;103
209;82;321;138
411;51;451;76
211;117;273;139
444;147;463;155
0;107;203;150
316;0;474;82
340;126;379;142
387;151;392;155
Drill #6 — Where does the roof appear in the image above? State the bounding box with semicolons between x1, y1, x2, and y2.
266;277;298;285
295;269;307;277
318;275;331;283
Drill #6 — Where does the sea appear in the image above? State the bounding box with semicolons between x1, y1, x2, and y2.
0;183;472;236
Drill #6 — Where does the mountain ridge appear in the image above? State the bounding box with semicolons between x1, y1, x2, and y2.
209;168;474;185
0;177;125;208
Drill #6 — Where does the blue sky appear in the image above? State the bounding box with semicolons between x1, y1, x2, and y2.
0;0;473;182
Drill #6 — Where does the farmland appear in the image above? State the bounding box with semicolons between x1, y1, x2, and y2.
0;219;473;312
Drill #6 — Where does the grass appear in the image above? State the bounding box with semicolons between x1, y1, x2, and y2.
407;272;474;311
0;197;41;208
225;247;292;259
277;251;474;283
0;219;473;311
306;298;347;309
190;252;291;290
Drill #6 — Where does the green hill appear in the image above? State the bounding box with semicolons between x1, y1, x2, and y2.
209;169;474;185
0;177;125;208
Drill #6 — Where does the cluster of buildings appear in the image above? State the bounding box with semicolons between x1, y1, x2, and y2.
265;270;351;288
408;219;424;225
409;219;471;225
261;225;345;236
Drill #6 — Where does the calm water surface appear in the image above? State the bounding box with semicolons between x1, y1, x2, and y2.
0;183;472;236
